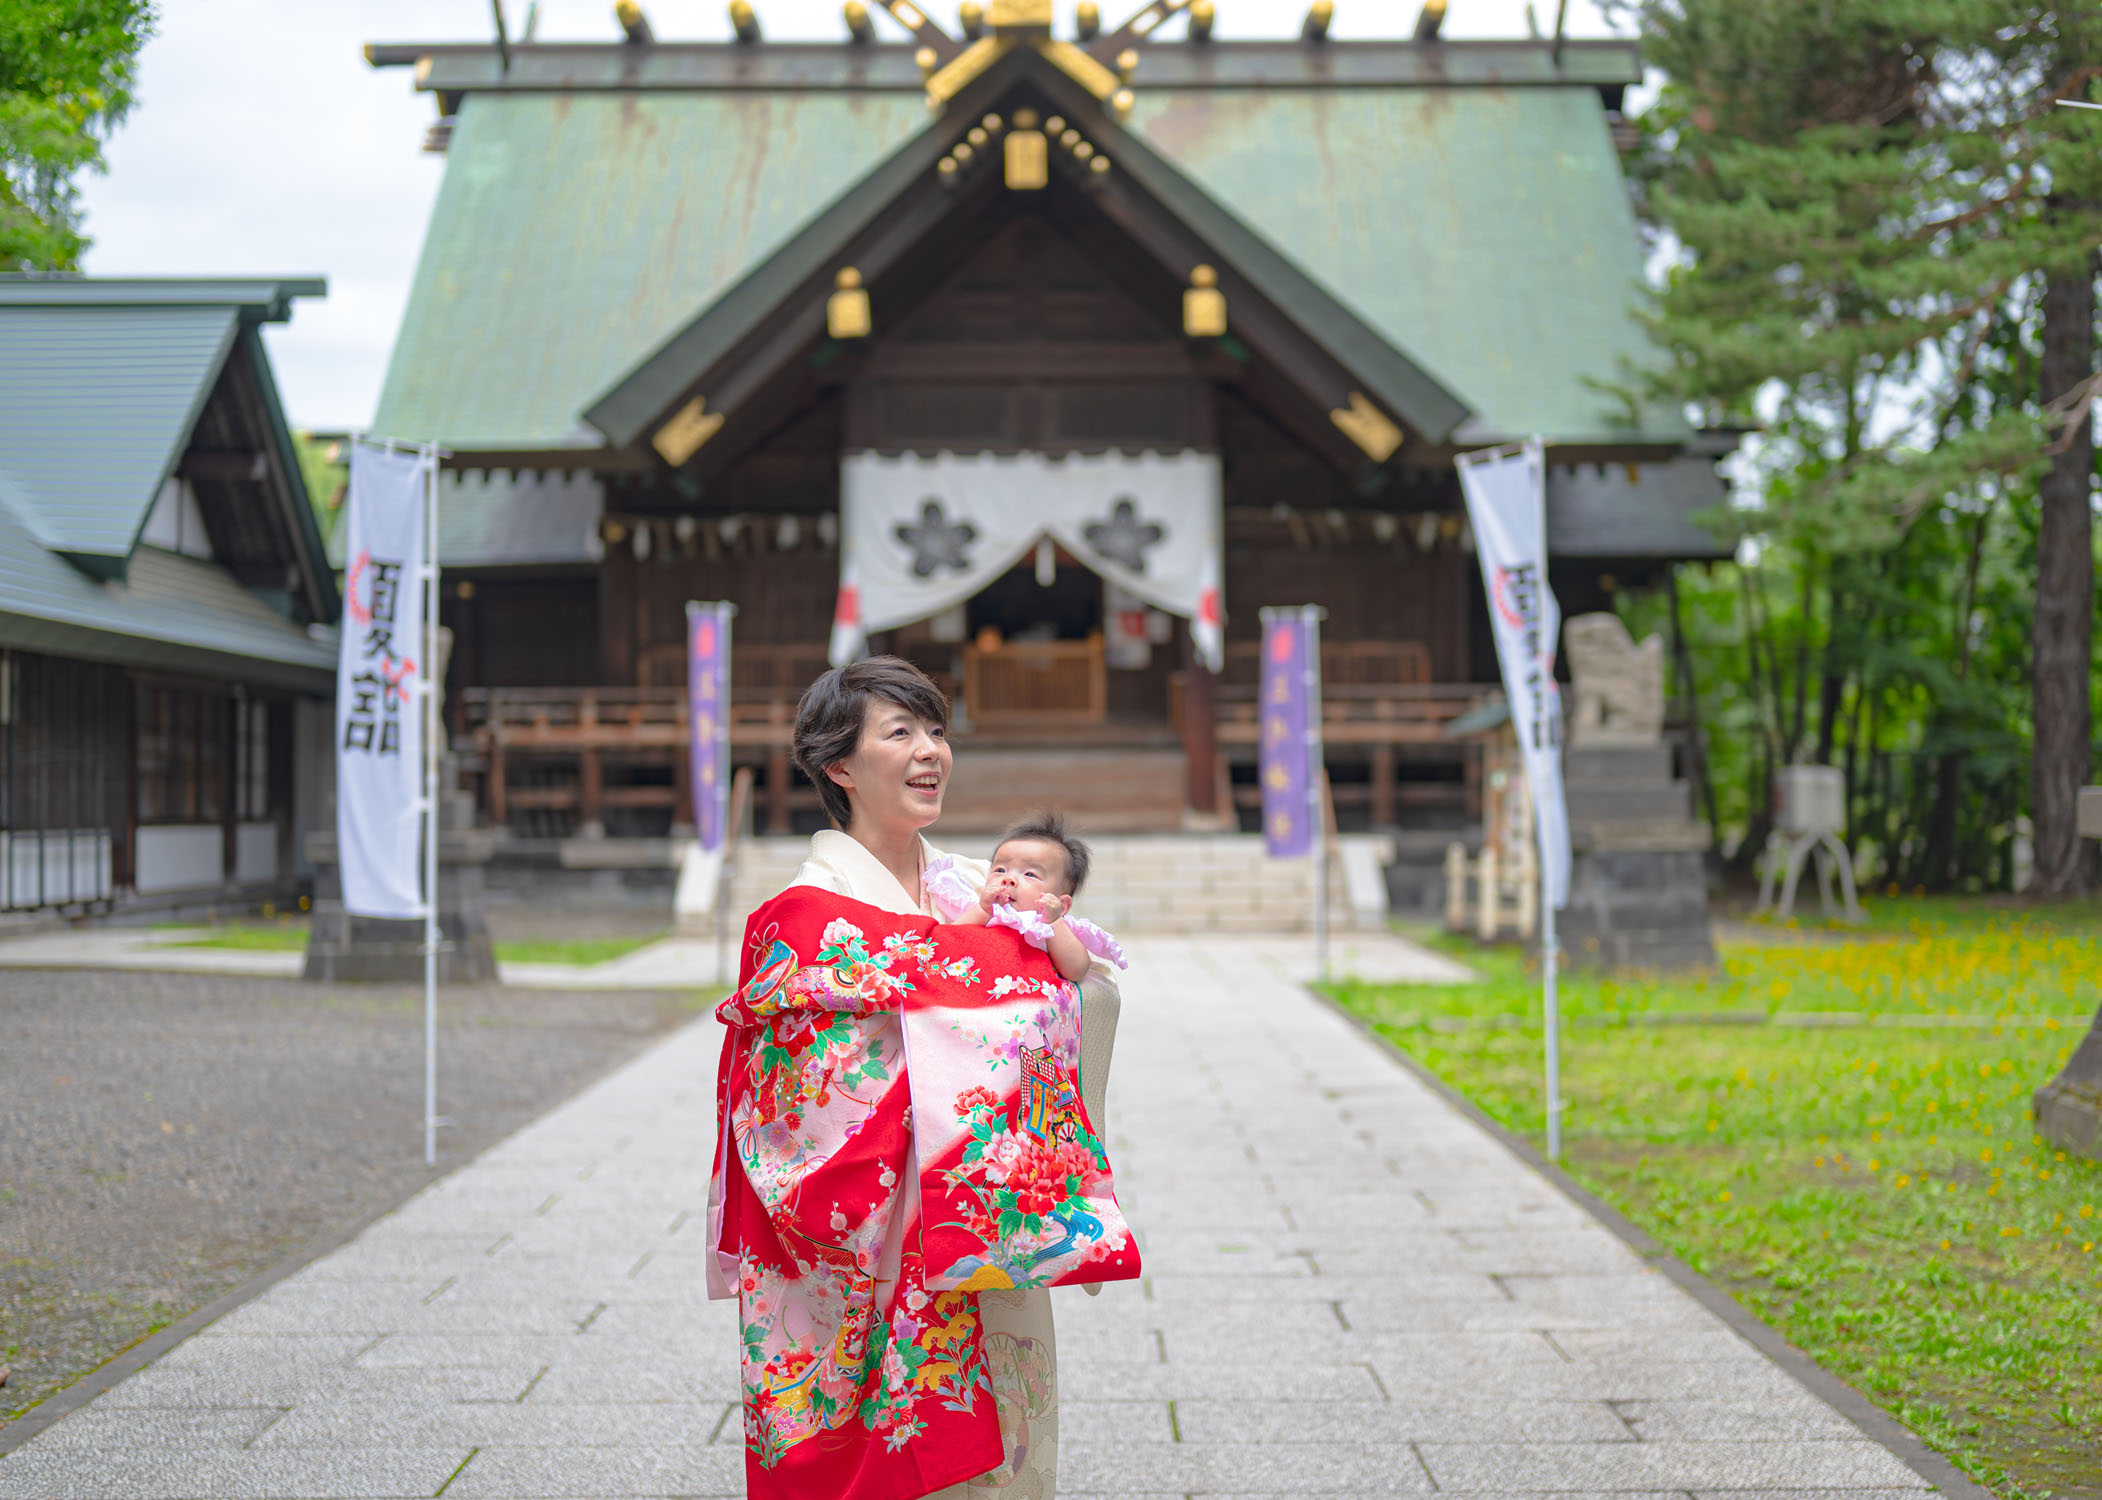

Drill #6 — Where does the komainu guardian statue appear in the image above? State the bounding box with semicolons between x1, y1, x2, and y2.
1564;612;1665;747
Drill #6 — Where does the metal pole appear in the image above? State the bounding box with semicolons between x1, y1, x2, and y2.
1542;873;1561;1160
422;444;440;1168
1305;605;1329;983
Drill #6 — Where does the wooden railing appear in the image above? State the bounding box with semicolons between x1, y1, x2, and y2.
462;687;811;836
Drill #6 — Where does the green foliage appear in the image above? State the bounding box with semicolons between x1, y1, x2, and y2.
1604;0;2102;887
1331;903;2102;1498
291;432;348;542
0;1;155;270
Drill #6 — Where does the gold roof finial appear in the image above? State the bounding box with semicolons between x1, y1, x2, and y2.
1302;0;1332;40
828;267;872;340
1184;264;1226;338
729;0;762;41
1076;0;1101;37
615;0;654;42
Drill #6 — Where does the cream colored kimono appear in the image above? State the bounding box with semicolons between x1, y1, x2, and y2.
791;828;1120;1500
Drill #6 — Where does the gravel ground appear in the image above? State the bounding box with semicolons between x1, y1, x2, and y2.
0;969;706;1429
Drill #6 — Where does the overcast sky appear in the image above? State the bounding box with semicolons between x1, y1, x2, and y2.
77;0;1621;431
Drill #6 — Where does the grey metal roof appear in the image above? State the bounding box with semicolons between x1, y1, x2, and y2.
0;495;338;692
0;303;240;568
1548;452;1730;558
326;468;606;570
0;276;326;315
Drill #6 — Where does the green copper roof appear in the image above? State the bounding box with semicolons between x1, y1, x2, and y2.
1127;86;1685;446
372;90;933;449
375;75;1681;452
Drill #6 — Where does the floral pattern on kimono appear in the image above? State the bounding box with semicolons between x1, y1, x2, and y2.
709;888;1137;1500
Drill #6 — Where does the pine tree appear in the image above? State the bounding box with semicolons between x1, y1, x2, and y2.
1614;0;2102;887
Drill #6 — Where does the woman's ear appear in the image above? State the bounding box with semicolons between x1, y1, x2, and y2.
825;762;852;791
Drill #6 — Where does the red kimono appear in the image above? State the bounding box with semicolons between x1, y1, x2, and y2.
708;889;1139;1500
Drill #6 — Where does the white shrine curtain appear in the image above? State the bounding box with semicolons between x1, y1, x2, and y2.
828;449;1223;671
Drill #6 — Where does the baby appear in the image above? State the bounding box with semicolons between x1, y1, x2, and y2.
925;812;1126;981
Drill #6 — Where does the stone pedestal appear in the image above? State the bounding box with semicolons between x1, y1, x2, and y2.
1556;744;1716;971
302;760;498;983
2034;786;2102;1158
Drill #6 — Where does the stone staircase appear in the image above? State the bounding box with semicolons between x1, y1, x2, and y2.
717;833;1395;935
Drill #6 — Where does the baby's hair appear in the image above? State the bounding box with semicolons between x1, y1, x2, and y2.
996;811;1091;896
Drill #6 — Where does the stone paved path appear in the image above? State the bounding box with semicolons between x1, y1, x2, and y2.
0;934;1935;1499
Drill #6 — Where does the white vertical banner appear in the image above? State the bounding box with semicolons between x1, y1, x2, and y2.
1456;439;1570;909
336;441;433;919
1457;436;1569;1159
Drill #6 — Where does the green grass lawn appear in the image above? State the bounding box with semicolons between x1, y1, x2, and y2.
159;918;308;951
491;933;664;967
1329;898;2102;1500
164;922;665;968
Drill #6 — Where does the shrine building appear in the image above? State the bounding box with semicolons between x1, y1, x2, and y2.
365;0;1729;847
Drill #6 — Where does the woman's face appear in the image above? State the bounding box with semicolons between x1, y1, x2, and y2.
827;698;952;833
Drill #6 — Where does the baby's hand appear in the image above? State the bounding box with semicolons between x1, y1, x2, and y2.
975;879;1003;915
1033;893;1066;926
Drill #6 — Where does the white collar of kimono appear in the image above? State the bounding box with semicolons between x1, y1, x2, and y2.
808;828;949;916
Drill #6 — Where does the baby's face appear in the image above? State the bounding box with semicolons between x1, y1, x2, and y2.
987;838;1073;912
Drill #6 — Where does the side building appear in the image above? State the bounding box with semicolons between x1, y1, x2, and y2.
0;277;339;915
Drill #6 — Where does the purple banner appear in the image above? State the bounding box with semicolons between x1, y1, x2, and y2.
1259;610;1316;857
688;601;733;853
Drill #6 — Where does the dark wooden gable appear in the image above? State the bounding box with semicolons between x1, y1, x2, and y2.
846;212;1212;455
176;334;332;621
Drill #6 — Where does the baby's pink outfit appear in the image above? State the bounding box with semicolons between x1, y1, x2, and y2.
923;853;1129;971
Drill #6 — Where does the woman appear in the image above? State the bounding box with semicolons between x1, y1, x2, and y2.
726;656;1120;1500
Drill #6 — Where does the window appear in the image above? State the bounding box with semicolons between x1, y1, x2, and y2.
235;696;273;822
136;682;228;824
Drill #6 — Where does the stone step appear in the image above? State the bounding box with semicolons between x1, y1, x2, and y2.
1564;744;1674;782
718;833;1393;934
1565;780;1691;823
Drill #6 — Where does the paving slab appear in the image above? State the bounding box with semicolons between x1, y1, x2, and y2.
0;929;1950;1499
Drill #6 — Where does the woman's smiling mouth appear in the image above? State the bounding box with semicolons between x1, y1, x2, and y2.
907;773;942;796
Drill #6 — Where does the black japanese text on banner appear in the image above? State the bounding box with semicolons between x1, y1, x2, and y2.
1456;439;1571;911
336;442;433;919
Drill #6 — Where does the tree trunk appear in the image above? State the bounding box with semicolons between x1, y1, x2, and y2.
2031;256;2096;898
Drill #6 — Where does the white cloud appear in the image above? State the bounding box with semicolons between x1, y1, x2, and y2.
78;0;1617;431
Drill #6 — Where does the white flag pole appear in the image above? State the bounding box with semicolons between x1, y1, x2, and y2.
1528;436;1564;1162
421;442;440;1168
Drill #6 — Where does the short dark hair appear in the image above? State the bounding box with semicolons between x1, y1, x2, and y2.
792;656;950;828
996;810;1091;895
